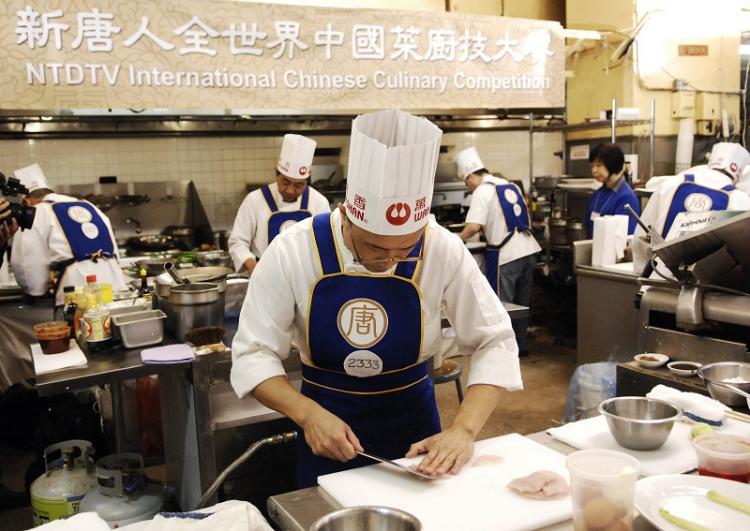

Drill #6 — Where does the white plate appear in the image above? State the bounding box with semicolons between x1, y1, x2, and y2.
635;353;669;368
635;474;750;530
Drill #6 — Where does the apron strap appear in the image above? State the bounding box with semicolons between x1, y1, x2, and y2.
312;213;341;275
261;185;278;213
300;186;310;210
394;235;424;280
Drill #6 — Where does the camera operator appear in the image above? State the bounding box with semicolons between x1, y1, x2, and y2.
10;164;128;305
0;197;19;266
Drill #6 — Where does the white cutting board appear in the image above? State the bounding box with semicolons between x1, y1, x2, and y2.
318;433;572;531
547;415;750;476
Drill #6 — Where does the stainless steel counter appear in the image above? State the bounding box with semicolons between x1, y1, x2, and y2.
266;431;657;531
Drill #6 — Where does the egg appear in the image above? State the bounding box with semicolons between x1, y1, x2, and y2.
582;497;618;530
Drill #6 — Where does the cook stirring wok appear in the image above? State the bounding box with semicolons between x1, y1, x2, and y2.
230;110;522;488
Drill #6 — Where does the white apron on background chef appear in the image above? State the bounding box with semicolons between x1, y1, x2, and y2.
633;142;750;276
230;110;521;489
228;134;330;274
10;164;128;306
455;147;540;356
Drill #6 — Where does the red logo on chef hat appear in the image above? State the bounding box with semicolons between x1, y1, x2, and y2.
730;162;738;173
299;166;308;176
385;202;411;226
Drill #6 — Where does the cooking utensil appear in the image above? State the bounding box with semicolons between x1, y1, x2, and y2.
163;262;189;285
115;194;150;206
666;361;702;377
598;396;682;451
356;451;436;480
84;194;115;212
137;258;173;277
698;362;750;408
162;225;196;250
195;251;233;268
309;506;423;531
127;234;180;252
165;283;225;341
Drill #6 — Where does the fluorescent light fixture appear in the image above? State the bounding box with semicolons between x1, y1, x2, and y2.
562;29;602;41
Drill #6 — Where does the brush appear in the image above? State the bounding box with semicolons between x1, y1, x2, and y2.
184;326;226;353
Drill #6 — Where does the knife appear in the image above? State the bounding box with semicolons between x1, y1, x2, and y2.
356;451;437;480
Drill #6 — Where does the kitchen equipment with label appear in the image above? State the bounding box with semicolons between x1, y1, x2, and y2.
31;440;97;526
79;453;163;527
318;433;572;531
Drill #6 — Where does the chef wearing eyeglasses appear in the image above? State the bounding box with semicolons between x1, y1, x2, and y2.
230;110;522;488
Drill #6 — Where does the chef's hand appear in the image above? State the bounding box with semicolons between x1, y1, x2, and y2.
406;425;474;476
243;257;257;275
301;404;363;462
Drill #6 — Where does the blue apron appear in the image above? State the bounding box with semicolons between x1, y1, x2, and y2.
298;213;440;488
47;200;115;297
485;184;531;295
261;185;311;245
661;175;734;238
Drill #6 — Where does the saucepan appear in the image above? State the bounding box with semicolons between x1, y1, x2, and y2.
309;506;422;531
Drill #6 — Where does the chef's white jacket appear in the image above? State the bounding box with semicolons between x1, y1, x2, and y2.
633;168;750;275
230;208;523;399
465;175;541;265
10;193;129;305
228;182;331;272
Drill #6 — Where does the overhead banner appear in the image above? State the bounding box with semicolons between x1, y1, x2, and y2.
0;1;565;113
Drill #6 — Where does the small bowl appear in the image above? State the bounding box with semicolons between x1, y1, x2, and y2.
667;361;702;377
309;506;422;531
33;321;71;354
598;396;682;450
634;353;669;368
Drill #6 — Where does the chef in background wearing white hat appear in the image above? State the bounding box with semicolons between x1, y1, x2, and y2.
633;142;750;276
455;147;540;357
228;134;331;274
10;163;128;306
231;110;522;488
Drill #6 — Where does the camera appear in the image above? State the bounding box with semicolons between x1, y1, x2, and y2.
0;171;36;230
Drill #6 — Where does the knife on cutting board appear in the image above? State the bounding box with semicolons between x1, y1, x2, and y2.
356;451;437;480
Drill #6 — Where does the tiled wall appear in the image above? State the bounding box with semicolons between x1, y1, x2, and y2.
0;130;563;231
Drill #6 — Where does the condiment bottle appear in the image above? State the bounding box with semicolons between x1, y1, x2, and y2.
62;286;78;338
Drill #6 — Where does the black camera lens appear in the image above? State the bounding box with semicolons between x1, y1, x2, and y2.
11;203;36;230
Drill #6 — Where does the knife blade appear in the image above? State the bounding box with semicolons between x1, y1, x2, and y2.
356;451;437;480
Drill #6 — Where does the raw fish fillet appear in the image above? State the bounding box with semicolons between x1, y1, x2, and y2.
506;470;570;500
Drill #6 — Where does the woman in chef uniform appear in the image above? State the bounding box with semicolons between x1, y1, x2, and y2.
584;143;640;238
231;110;522;488
633;142;750;276
10;164;128;306
228;134;331;274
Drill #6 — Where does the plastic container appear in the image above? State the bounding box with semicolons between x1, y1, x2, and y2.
34;321;72;354
111;310;166;349
692;434;750;483
566;449;640;531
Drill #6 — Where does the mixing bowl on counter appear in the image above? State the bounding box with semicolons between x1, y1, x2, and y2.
598;396;682;450
698;362;750;408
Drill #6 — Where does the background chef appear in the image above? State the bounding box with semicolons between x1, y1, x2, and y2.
10;164;128;306
230;110;522;488
228;134;330;274
633;142;750;276
455;147;540;357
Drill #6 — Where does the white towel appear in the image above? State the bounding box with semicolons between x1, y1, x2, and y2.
143;501;272;531
647;384;726;426
30;512;110;531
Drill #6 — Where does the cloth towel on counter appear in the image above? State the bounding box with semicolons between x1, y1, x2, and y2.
141;500;272;531
29;511;110;531
140;344;195;364
647;384;726;426
31;340;87;375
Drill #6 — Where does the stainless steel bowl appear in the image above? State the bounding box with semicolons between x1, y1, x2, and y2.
309;506;422;531
699;362;750;407
598;396;682;450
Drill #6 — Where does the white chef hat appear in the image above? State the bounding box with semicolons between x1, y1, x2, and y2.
345;109;442;236
14;163;50;193
455;146;486;180
277;134;317;180
708;142;750;181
